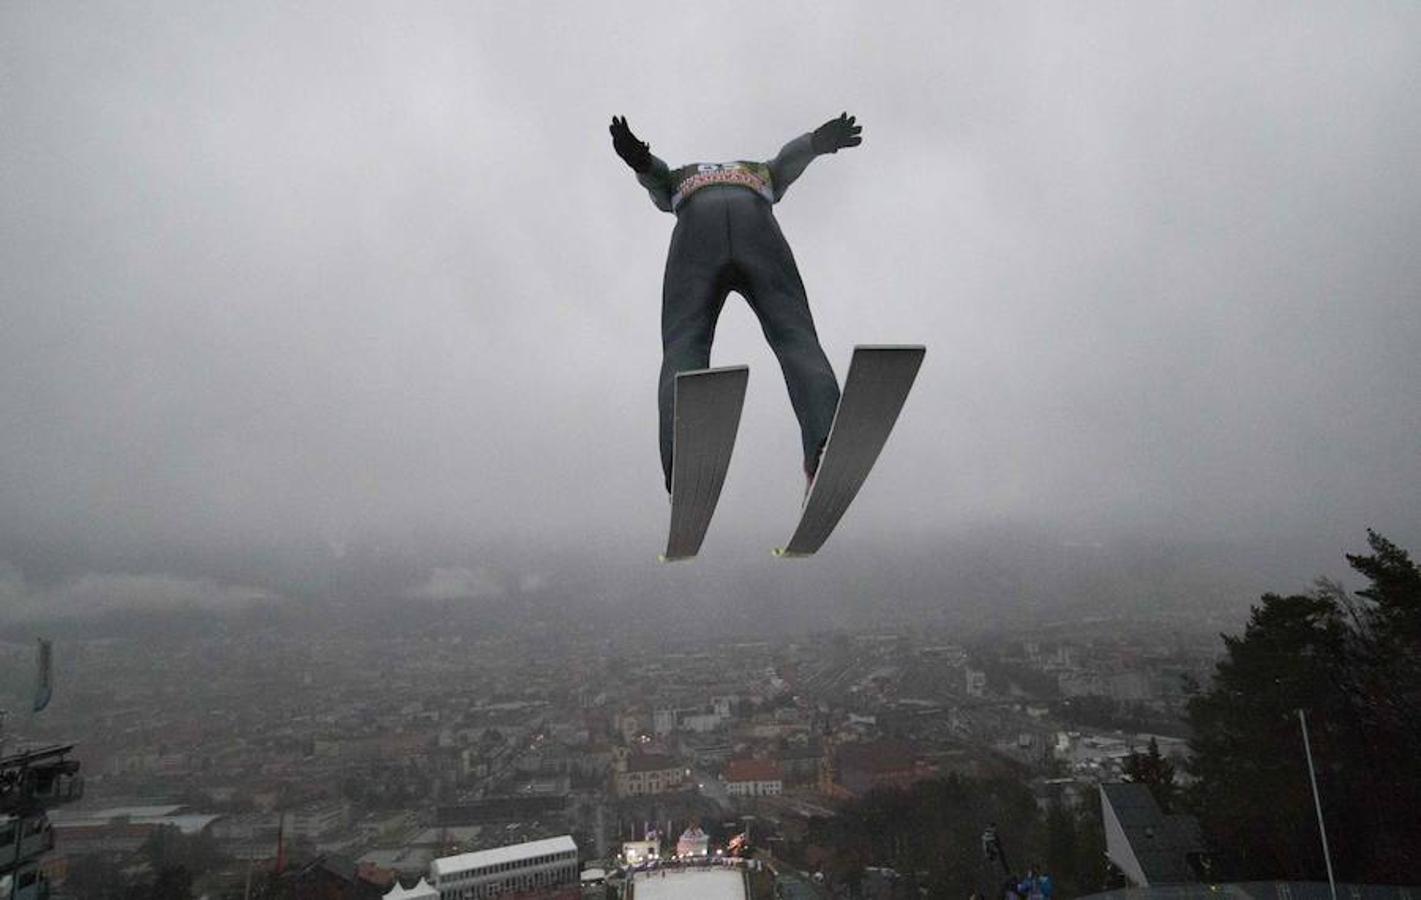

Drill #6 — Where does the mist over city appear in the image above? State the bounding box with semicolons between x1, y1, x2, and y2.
2;3;1419;899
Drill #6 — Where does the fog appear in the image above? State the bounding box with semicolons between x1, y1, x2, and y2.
3;3;1419;618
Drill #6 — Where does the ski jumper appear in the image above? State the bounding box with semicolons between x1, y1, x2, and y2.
635;133;842;492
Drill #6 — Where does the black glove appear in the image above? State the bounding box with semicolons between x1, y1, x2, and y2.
610;115;652;174
812;112;862;154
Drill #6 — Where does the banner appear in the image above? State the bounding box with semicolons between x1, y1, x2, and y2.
33;638;52;713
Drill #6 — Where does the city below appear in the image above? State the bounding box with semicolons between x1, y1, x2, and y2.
3;530;1418;899
3;605;1225;898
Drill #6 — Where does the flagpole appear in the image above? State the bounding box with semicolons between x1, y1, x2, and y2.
1298;709;1337;900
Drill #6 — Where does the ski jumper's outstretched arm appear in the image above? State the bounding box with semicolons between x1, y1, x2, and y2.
766;134;817;202
769;112;864;201
609;115;674;211
636;156;674;212
611;113;863;210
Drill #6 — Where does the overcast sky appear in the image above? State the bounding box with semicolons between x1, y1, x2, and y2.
2;3;1419;615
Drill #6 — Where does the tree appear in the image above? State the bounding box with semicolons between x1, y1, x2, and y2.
138;825;226;881
149;865;193;900
1188;590;1361;879
803;775;1049;899
1335;531;1421;878
1043;799;1108;897
1186;532;1421;882
1122;738;1176;812
63;853;129;900
1347;530;1421;641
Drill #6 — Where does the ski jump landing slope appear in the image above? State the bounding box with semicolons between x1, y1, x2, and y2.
630;867;745;900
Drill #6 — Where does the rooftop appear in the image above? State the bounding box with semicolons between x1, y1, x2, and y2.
1100;783;1204;886
50;806;221;835
725;759;781;783
626;753;680;774
55;804;183;819
430;834;576;879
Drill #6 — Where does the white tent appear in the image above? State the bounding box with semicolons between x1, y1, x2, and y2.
383;876;439;899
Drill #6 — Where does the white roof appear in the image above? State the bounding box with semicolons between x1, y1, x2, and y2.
52;805;184;821
384;877;439;899
50;809;221;835
157;814;223;835
431;835;577;878
102;805;186;818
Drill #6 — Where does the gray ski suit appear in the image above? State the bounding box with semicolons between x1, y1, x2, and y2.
635;133;841;492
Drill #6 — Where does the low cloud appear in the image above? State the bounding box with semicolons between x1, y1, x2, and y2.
0;564;281;622
518;573;549;594
404;565;504;601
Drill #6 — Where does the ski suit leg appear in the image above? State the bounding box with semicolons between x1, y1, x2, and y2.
729;198;840;473
659;210;730;492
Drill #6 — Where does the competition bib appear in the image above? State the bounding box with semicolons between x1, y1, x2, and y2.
670;162;775;211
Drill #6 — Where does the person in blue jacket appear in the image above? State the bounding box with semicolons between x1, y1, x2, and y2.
1018;867;1053;900
610;113;863;493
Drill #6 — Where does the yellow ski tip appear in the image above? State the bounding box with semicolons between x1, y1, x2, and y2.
772;547;814;559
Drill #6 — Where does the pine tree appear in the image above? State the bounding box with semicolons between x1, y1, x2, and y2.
1186;532;1421;882
1122;737;1176;812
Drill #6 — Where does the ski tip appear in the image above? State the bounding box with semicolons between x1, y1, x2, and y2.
772;547;815;559
658;553;696;564
852;343;927;355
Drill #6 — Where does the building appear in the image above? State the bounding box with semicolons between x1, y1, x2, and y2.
614;753;684;797
435;795;566;826
1;743;83;900
276;854;388;899
1099;783;1206;886
620;840;658;865
615;710;651;743
653;709;678;736
48;805;223;856
211;811;281;860
776;742;824;785
289;801;352;840
723;759;783;798
680;712;723;733
965;668;987;698
675;825;709;858
831;741;938;797
360;846;439;882
429;834;578;899
0;812;53;900
654;707;725;736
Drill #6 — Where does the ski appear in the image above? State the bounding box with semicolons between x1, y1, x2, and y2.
661;365;750;562
774;345;925;558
